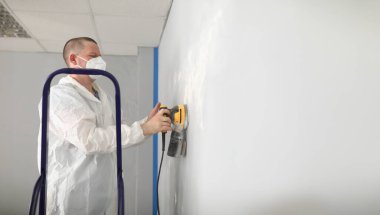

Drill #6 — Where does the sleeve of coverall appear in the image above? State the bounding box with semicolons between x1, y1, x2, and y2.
48;85;148;155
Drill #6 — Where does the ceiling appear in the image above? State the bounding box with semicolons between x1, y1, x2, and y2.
0;0;173;55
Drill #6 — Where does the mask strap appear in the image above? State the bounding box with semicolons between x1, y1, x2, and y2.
76;55;88;62
75;55;88;68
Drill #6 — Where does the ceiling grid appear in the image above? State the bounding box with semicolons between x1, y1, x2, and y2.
0;0;173;55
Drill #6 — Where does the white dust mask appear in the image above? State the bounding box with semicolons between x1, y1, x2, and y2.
76;56;107;80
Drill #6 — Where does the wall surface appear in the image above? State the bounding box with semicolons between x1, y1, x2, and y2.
158;0;380;215
0;48;153;215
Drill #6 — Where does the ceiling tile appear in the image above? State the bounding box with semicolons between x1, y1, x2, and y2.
0;38;44;52
4;0;90;13
101;43;138;56
95;15;165;45
39;40;67;53
14;11;98;41
90;0;172;17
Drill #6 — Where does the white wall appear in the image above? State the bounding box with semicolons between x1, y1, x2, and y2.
0;48;154;215
158;0;380;214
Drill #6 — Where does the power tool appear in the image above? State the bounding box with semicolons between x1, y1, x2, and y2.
157;104;188;215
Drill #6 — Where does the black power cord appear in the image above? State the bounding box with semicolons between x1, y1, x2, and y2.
157;106;169;215
157;133;165;215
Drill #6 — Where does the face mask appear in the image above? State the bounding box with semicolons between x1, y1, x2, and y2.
76;56;107;80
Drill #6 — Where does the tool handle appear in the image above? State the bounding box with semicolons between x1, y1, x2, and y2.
159;105;169;134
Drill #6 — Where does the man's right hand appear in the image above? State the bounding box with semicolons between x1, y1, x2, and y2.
141;108;172;136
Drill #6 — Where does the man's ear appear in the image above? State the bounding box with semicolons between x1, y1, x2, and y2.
69;54;77;64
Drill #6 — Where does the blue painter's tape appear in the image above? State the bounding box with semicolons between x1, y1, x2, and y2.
152;47;159;215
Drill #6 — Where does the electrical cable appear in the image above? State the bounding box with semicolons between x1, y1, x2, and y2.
157;106;169;215
157;134;165;215
29;176;42;215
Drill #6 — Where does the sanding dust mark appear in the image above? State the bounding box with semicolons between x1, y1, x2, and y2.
174;9;224;130
170;8;225;215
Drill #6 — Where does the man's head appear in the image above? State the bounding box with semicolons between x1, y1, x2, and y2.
63;37;101;68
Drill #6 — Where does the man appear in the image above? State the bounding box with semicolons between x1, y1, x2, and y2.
38;37;171;214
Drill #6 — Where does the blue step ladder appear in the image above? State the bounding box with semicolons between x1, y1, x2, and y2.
29;68;125;215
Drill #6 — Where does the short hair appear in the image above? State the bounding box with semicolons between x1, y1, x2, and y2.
62;37;98;66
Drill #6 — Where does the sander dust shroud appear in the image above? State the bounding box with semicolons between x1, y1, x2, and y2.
157;104;188;215
167;104;188;157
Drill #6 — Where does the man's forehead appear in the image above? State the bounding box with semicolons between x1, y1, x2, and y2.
83;41;98;49
81;42;100;55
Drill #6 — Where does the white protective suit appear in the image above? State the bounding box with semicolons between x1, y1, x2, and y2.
38;75;147;215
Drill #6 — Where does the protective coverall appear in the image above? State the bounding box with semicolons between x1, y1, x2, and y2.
38;75;147;214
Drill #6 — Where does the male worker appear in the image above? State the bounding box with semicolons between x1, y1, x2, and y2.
38;37;171;214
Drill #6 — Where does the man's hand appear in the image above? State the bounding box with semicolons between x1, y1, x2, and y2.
142;103;172;135
148;102;161;121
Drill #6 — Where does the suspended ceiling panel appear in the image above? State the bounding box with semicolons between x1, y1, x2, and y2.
0;0;172;55
91;0;172;17
0;37;43;52
95;15;165;45
15;12;98;41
